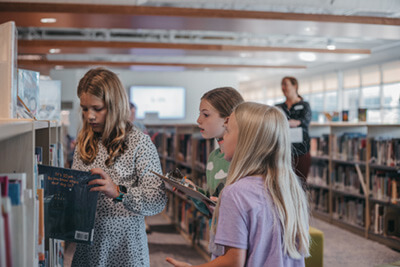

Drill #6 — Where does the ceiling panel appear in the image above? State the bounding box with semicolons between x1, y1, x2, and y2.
1;0;399;75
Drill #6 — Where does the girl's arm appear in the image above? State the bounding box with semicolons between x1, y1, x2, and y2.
166;246;246;267
122;134;167;216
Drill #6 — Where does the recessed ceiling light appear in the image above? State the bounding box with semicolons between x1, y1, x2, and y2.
327;39;336;50
49;48;61;54
327;44;336;50
299;52;316;62
41;18;57;23
240;52;251;58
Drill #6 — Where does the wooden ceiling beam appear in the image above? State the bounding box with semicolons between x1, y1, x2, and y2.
18;40;371;54
1;2;399;25
18;59;307;69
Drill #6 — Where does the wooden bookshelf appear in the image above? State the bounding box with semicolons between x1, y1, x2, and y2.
146;124;214;253
309;123;400;251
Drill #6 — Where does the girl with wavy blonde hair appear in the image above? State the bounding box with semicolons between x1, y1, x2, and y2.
167;102;309;267
76;67;131;166
72;67;166;266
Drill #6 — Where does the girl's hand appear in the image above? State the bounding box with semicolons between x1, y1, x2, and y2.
88;168;119;199
165;257;192;267
206;196;218;214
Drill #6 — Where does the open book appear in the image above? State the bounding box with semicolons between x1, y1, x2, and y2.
151;171;216;206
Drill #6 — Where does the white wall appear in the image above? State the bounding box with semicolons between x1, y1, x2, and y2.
50;68;239;137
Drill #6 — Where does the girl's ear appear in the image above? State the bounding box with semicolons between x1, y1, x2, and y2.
224;116;229;125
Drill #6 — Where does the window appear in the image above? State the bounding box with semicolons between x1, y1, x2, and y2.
383;83;400;107
343;88;360;122
325;91;338;112
274;97;285;105
382;108;400;123
361;86;380;109
310;93;324;112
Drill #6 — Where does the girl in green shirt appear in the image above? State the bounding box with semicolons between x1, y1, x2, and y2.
194;87;244;216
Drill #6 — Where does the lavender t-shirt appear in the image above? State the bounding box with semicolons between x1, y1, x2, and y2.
212;176;305;267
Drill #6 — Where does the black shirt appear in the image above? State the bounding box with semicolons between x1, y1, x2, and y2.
276;100;311;156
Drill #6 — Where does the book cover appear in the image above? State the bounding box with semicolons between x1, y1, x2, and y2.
358;108;367;122
37;165;100;244
151;171;216;206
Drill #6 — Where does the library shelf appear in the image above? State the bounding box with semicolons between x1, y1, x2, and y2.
330;217;366;237
369;164;400;172
368;232;400;251
331;188;365;199
0;118;63;266
308;183;329;191
311;210;331;222
369;198;400;208
147;124;214;253
308;123;400;250
311;155;330;161
331;159;367;166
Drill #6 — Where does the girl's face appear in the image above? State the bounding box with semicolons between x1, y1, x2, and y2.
80;92;108;133
197;99;226;139
223;112;238;162
281;79;297;98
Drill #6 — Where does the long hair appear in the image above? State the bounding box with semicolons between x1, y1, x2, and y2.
201;87;244;118
76;67;132;167
212;102;310;259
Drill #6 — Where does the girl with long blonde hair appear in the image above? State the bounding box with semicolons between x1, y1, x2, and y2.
167;102;309;267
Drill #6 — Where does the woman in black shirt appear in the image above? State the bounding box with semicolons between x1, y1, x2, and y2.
276;76;312;188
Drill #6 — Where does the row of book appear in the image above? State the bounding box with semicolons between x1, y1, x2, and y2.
0;141;74;267
308;162;399;204
310;135;400;166
332;195;365;227
370;204;400;238
331;165;364;195
308;162;329;187
331;133;367;162
370;138;400;167
0;173;36;267
167;191;210;250
370;171;399;204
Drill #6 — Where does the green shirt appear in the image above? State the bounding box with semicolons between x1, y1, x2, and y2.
191;148;230;216
206;148;230;197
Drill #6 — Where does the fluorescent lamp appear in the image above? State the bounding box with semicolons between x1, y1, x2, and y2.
299;52;316;62
40;18;57;23
49;48;61;54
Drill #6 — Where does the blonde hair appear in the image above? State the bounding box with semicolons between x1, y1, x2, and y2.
201;87;244;118
212;102;310;259
76;67;132;166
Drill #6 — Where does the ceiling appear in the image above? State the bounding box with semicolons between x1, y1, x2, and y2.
1;0;400;77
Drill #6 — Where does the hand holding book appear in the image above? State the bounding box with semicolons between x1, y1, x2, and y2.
88;168;120;199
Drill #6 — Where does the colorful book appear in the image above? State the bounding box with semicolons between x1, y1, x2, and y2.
37;165;100;244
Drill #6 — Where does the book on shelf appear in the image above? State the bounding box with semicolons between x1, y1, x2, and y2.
151;171;216;206
0;176;13;267
37;164;100;244
358;108;367;122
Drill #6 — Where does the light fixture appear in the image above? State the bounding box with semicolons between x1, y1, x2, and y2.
49;48;61;54
239;52;251;58
299;52;316;62
40;18;57;24
327;39;336;50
